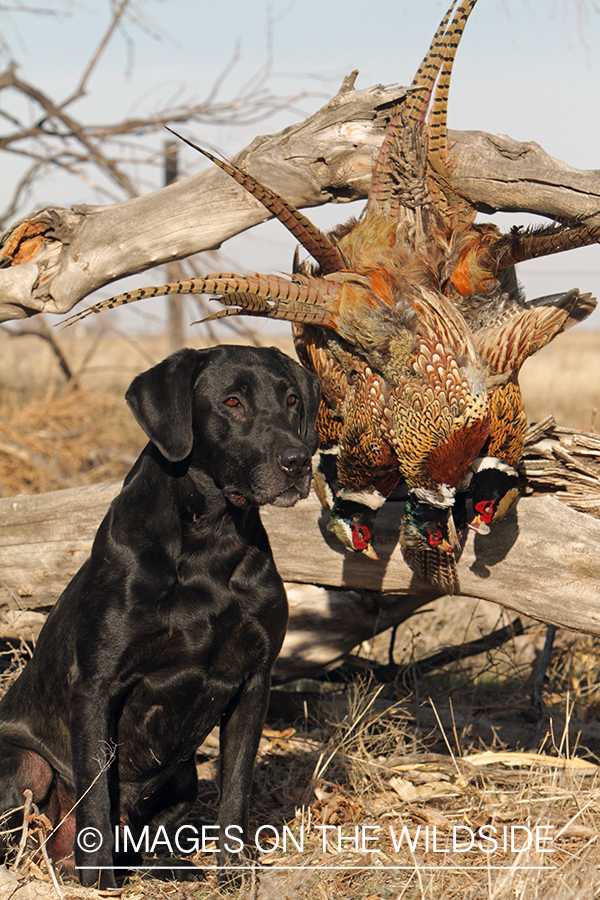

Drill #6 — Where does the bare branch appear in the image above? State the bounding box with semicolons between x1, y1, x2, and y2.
2;80;600;322
1;68;139;197
59;0;132;110
1;485;600;677
0;0;330;234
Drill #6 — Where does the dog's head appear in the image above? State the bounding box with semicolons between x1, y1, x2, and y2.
125;346;321;508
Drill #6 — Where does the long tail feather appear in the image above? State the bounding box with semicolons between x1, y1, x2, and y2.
404;0;458;127
481;222;600;273
62;273;342;328
166;128;346;275
427;0;478;159
366;2;456;216
476;288;597;377
367;0;477;223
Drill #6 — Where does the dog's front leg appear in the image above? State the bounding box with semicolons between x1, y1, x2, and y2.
215;671;271;886
70;678;118;889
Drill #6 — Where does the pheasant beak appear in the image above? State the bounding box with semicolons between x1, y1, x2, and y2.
468;515;491;536
361;543;380;561
350;522;379;559
428;513;460;554
438;538;456;554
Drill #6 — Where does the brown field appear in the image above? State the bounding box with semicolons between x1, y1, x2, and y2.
1;324;600;899
519;329;600;434
0;322;598;498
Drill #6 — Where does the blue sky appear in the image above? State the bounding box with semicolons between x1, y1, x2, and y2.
2;0;600;331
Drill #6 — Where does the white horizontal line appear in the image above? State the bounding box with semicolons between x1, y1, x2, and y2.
77;865;557;872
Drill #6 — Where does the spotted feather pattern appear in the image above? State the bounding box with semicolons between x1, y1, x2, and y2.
486;380;527;467
59;0;599;591
315;400;343;448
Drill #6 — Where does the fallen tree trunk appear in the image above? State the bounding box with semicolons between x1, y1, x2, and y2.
2;78;600;321
1;483;597;626
2;444;599;680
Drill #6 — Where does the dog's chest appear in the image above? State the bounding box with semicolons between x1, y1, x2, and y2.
114;575;286;769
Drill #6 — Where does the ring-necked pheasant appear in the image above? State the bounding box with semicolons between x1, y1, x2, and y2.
64;0;598;591
457;286;596;535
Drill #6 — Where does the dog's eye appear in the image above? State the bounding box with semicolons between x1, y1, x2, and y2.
224;397;241;408
287;394;298;407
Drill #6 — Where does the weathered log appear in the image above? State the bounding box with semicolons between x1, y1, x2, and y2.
2;80;600;321
1;472;599;680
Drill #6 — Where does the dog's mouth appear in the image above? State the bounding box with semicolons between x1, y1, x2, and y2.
268;483;309;508
224;489;250;508
223;462;311;510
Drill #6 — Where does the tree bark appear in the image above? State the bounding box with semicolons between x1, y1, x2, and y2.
2;80;600;321
1;482;598;680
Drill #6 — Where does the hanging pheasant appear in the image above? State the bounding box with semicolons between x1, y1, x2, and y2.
64;0;598;592
455;286;596;536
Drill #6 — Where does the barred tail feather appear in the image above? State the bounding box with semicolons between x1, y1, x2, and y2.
167;128;346;275
365;0;457;215
61;279;201;326
367;0;477;221
476;289;597;377
404;0;458;127
198;298;338;327
427;0;479;159
483;222;600;274
63;272;342;329
402;545;460;594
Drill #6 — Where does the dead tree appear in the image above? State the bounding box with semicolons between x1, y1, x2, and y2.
1;78;600;320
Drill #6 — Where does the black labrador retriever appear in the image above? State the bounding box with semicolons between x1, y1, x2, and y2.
0;345;320;887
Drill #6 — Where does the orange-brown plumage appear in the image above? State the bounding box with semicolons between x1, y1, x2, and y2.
64;0;599;592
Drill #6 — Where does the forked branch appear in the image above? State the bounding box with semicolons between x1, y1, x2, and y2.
1;80;600;322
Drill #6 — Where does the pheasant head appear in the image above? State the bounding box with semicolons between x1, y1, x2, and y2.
326;498;380;560
467;458;522;533
464;288;597;532
400;495;461;595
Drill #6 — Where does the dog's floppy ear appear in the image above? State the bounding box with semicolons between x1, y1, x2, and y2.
125;349;207;462
273;350;321;455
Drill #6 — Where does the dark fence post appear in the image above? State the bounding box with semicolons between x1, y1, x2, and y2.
165;140;184;351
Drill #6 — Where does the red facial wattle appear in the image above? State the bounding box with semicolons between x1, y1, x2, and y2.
474;499;496;524
351;524;371;550
428;530;443;548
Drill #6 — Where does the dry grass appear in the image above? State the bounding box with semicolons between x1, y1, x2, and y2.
1;326;600;898
0;389;144;495
3;606;600;900
520;329;600;433
0;324;296;404
0;325;296;496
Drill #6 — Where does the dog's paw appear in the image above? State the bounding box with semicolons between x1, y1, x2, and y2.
79;867;118;890
140;855;205;883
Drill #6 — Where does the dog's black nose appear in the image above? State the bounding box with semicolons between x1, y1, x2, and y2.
279;446;310;472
